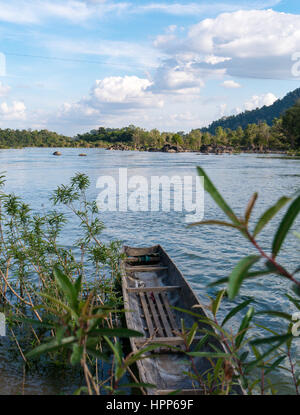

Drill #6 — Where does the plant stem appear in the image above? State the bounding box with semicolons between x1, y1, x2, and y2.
246;230;300;286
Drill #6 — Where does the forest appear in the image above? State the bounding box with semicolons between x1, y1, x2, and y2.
0;128;73;149
0;99;300;153
202;87;300;134
75;100;300;152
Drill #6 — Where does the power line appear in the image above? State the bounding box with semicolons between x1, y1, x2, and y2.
3;52;157;71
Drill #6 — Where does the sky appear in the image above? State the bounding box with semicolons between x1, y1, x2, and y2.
0;0;300;136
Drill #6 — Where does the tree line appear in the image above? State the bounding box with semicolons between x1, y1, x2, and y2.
202;87;300;134
1;101;300;152
0;129;74;149
75;102;300;151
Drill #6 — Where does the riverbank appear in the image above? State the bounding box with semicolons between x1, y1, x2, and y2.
105;142;290;155
1;143;296;156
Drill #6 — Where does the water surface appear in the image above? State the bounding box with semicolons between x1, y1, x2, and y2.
0;148;299;394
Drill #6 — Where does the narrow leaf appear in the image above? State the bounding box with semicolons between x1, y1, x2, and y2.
197;167;241;226
286;294;300;311
253;196;290;237
235;307;254;348
53;266;78;311
212;289;226;317
187;351;229;359
272;195;300;258
194;334;210;352
208;269;273;288
36;291;75;317
221;299;253;326
255;311;292;322
89;328;143;338
251;333;293;346
264;356;286;376
228;256;261;300
26;336;76;358
189;220;241;229
245;341;286;374
187;323;198;347
245;193;258;225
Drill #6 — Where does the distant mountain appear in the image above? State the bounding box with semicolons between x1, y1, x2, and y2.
202;87;300;134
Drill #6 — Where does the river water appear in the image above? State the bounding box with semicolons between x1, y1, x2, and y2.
0;148;299;394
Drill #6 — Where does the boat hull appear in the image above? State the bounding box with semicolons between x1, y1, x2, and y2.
121;245;244;395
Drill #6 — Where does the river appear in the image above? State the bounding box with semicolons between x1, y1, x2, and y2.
0;148;299;394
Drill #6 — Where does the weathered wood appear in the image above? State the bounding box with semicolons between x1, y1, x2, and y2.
153;293;173;337
124;246;159;257
161;292;178;331
156;389;202;395
127;286;181;293
139;292;154;337
126;256;160;265
121;244;246;396
134;336;201;346
126;266;168;272
146;292;164;337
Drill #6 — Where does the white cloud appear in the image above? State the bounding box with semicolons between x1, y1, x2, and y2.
55;75;164;127
92;76;154;104
187;9;300;58
0;101;26;120
0;1;283;25
154;9;300;79
204;55;231;65
150;57;226;97
0;82;11;96
244;92;277;110
170;111;198;122
219;104;227;117
222;80;241;88
136;1;281;16
0;0;129;24
153;64;205;94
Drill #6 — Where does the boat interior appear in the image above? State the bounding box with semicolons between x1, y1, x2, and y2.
122;245;236;394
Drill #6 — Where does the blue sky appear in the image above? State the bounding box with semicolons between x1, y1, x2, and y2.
0;0;299;135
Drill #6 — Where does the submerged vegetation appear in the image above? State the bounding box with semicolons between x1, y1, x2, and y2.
0;169;299;395
0;172;159;394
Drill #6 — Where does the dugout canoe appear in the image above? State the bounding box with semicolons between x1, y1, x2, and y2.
121;245;245;395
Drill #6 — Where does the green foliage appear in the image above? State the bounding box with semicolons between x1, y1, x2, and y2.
253;196;291;237
0;128;73;149
282;101;300;148
189;166;300;394
196;167;241;226
227;256;261;300
0;173;151;395
203;87;300;135
1;165;300;395
1;98;300;152
272;195;300;258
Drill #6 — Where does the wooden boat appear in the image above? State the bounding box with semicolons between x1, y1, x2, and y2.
121;245;244;395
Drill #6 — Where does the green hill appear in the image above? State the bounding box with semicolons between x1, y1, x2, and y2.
202;87;300;134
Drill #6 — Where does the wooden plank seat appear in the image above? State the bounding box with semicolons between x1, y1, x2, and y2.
127;286;181;293
128;285;184;344
135;337;201;347
125;266;168;272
